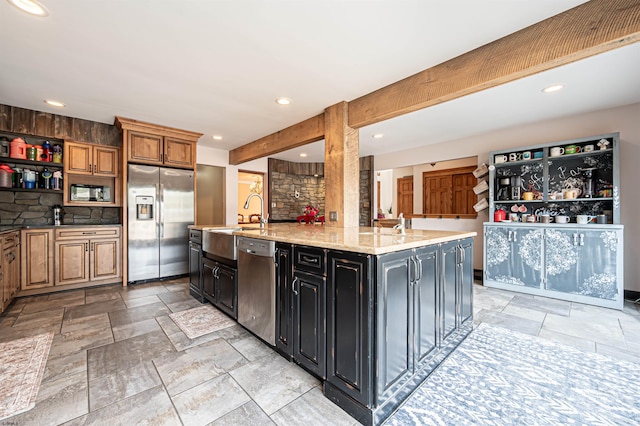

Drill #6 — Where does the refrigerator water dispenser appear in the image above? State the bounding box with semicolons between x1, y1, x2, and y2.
136;196;154;220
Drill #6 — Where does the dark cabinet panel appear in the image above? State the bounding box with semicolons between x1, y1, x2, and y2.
441;241;458;341
376;250;413;401
293;270;325;378
201;256;237;319
188;242;203;302
294;245;326;275
459;238;474;324
215;263;237;319
276;243;294;358
414;245;438;366
202;258;215;303
327;251;372;407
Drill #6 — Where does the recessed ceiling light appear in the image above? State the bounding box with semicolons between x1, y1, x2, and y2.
372;133;384;139
44;99;65;107
212;135;223;140
7;0;48;16
275;97;292;105
542;84;564;93
299;153;307;158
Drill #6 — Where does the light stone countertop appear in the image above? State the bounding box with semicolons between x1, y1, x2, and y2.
191;223;476;255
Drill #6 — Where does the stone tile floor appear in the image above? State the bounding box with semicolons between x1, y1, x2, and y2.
0;279;638;425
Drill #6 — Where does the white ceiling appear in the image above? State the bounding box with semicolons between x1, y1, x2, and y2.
2;0;637;164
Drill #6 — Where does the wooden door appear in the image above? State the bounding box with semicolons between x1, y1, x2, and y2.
452;173;476;215
423;175;452;215
396;177;414;216
164;137;195;169
94;146;119;176
64;142;93;175
55;240;90;286
128;131;163;165
90;239;121;281
21;229;54;290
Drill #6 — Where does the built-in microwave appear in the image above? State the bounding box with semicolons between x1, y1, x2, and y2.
69;184;111;202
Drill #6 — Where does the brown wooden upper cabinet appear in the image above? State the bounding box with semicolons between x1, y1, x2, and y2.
65;141;119;177
115;117;202;171
128;131;195;169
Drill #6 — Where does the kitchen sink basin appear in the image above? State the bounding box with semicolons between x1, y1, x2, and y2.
202;227;262;260
203;228;241;260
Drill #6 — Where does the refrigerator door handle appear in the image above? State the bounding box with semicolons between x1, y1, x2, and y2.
159;183;165;238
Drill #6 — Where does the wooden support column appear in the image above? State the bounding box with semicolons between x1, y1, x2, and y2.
324;102;360;228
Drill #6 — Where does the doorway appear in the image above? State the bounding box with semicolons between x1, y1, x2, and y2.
238;171;264;224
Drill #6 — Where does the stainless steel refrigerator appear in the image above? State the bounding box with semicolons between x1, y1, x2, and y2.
128;164;194;283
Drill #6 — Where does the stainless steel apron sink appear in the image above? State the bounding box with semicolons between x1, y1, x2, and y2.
202;228;242;260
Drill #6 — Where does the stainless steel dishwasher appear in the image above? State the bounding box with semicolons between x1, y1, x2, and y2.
237;236;276;346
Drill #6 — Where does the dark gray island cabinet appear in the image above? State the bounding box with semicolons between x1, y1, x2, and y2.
276;237;474;426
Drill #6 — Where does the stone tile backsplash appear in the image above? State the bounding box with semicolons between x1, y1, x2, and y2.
0;191;120;226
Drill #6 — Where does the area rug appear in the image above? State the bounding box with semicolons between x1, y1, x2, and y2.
169;305;236;339
386;324;640;425
0;332;54;421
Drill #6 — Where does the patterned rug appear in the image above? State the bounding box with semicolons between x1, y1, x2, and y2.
386;324;640;425
0;332;54;421
169;305;236;339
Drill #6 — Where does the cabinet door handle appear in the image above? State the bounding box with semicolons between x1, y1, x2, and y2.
85;242;89;252
512;231;517;242
93;164;97;173
573;233;578;246
507;230;512;242
409;257;416;284
292;277;299;296
579;234;585;246
460;245;465;264
273;247;279;267
416;258;422;281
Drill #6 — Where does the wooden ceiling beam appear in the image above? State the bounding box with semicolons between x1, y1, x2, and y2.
347;0;640;128
228;113;324;165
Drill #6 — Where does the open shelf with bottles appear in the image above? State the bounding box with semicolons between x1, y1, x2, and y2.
488;133;619;224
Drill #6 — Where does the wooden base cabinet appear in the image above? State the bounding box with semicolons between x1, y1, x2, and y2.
54;227;121;287
21;229;54;290
1;231;20;312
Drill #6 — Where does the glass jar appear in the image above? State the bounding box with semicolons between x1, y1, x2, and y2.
52;144;63;163
26;145;37;161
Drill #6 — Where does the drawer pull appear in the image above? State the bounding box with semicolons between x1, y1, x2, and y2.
302;255;319;264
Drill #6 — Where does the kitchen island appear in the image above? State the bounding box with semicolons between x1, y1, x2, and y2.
194;223;475;425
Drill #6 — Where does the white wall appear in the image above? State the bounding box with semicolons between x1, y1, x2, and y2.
376;170;393;216
196;145;268;226
375;102;640;292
